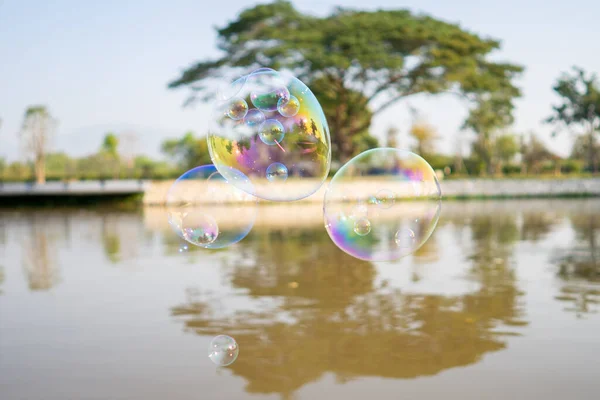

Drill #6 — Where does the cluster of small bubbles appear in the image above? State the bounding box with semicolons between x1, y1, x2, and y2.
226;98;248;120
209;68;331;201
323;148;441;261
208;335;239;367
266;162;288;182
258;119;285;146
244;108;265;127
166;165;258;249
277;95;300;117
178;244;189;253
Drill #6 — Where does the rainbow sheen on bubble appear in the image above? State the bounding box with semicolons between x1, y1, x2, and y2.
209;68;331;201
208;335;239;367
323;148;442;261
166;165;257;249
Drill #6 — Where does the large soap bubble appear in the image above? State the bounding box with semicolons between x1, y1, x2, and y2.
209;68;331;201
166;165;257;249
323;148;442;261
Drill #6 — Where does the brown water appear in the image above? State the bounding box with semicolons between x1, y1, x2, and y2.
1;199;599;400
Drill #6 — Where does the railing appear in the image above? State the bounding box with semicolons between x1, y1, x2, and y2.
0;180;150;196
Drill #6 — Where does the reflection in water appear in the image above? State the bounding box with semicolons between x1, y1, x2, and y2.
553;202;600;317
171;210;529;398
21;215;59;291
2;200;600;400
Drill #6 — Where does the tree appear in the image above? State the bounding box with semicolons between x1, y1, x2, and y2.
409;119;438;156
546;67;600;172
462;95;514;174
521;134;557;174
494;134;519;173
161;131;212;171
19;106;57;184
168;1;523;163
101;133;119;156
571;133;600;162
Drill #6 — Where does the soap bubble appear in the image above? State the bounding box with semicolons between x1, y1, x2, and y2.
258;119;285;146
323;148;442;261
226;98;248;120
277;95;300;117
209;68;331;201
208;335;239;367
166;165;257;249
245;108;265;127
354;217;371;236
266;162;288;182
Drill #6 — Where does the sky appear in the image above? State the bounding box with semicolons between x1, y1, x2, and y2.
1;0;599;162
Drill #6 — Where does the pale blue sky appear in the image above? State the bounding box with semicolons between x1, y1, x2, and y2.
1;0;599;162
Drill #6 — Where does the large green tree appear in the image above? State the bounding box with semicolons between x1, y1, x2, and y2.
546;67;600;172
168;0;523;162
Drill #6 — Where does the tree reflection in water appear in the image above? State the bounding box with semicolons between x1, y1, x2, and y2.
171;213;528;398
553;203;600;317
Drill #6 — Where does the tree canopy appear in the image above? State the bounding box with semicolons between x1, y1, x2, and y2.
169;0;523;162
546;66;600;172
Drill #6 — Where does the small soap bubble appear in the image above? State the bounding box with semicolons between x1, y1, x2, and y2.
354;217;371;236
208;335;239;367
182;215;219;245
251;86;290;112
226;98;248;120
178;244;189;253
395;228;416;248
244;108;265;127
258;119;285;146
277;95;300;117
266;162;288;182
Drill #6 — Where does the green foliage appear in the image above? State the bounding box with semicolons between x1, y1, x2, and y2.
161;131;212;171
409;120;438;156
521;134;558;174
494;134;519;164
547;67;600;172
101;133;119;156
168;0;522;162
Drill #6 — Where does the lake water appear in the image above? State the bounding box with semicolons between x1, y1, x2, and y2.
1;199;599;400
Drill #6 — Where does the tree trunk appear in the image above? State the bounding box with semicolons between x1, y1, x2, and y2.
589;131;598;173
35;156;46;184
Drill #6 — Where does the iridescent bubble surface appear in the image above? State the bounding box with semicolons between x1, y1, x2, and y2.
323;148;442;261
208;335;239;367
266;162;288;182
209;68;331;201
166;165;257;249
277;95;300;117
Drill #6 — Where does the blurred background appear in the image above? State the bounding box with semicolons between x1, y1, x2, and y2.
1;1;599;399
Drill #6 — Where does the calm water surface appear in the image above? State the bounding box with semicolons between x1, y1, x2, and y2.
1;200;599;400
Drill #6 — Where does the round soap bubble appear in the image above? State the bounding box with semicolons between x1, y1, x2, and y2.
323;148;442;261
209;68;331;201
208;335;239;367
166;165;257;249
266;162;288;182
